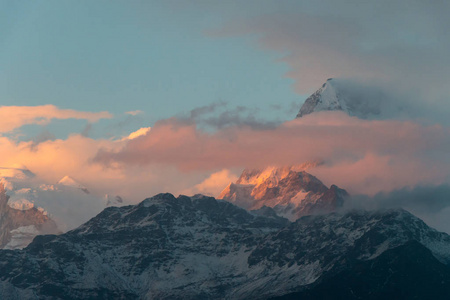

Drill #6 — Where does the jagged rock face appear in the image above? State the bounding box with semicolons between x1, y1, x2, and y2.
0;194;448;299
0;184;59;249
219;166;348;220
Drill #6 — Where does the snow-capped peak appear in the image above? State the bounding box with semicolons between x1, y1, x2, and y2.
57;176;89;194
296;78;405;119
296;78;349;118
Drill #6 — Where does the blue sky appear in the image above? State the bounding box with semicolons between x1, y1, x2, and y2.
1;1;300;139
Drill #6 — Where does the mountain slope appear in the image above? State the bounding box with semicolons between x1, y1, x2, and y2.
0;194;448;299
219;166;348;220
275;241;450;300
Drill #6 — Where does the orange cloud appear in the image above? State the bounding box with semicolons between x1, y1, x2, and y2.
123;127;151;140
0;105;112;132
181;169;239;197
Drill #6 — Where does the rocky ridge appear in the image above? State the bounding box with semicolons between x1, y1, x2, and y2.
0;193;448;299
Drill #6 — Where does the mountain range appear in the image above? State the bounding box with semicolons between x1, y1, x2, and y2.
0;193;448;299
0;166;123;249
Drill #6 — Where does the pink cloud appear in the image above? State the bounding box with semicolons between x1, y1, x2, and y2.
94;112;450;194
0;133;219;204
0;105;112;132
0;110;448;205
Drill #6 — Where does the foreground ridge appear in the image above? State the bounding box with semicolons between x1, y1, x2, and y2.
0;194;449;299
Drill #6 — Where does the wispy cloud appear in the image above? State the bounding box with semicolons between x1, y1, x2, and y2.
178;102;281;130
122;127;151;141
126;110;144;116
0;105;112;133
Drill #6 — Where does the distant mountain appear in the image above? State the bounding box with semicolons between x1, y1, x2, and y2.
297;78;345;118
219;166;348;220
296;78;401;119
0;184;58;249
0;166;124;234
0;193;448;299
